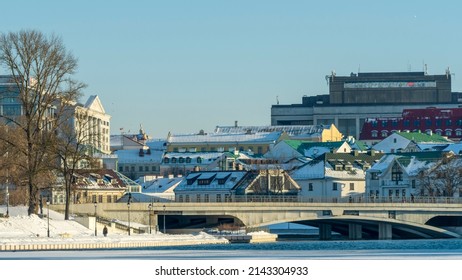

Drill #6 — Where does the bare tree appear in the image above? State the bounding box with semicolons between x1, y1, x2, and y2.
417;154;462;197
54;108;100;220
0;30;84;215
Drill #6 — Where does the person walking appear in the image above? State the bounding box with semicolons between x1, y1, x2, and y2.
103;225;108;237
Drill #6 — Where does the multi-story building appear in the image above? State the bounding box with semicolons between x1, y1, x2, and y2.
215;124;343;142
166;129;285;155
360;107;462;145
71;95;111;155
271;71;462;139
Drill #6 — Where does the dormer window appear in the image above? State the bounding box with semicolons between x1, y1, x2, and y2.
391;162;403;183
164;158;170;163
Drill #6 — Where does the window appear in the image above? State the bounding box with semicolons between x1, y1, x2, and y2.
196;194;201;202
225;194;231;202
186;157;191;163
179;157;185;163
185;195;190;202
124;166;129;172
118;166;123;172
447;119;452;126
171;157;177;163
404;120;410;127
92;195;97;203
391;162;403;183
333;183;338;191
216;194;222;202
371;172;379;180
130;166;135;172
381;120;388;127
204;194;209;202
197;157;202;163
139;166;143;172
308;183;313;191
381;131;388;137
98;195;103;203
445;129;452;136
145;166;149;172
178;195;183;202
412;180;416;188
371;130;378;138
349;183;354;191
152;166;157;171
113;195;117;202
164;158;170;163
107;195;112;203
456;130;462;136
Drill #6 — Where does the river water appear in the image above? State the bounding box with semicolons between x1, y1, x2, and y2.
2;239;462;260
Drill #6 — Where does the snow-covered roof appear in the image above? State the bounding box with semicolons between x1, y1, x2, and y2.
168;131;281;144
368;154;396;173
325;164;366;179
214;125;332;136
175;171;247;191
443;142;462;154
141;177;183;194
146;139;167;150
115;148;164;163
290;160;325;180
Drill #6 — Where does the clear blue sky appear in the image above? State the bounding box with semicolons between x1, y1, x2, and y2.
2;0;461;138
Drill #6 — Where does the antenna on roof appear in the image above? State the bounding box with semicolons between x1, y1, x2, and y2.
276;95;279;105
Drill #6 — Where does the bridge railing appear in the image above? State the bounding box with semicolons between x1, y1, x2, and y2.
182;195;462;204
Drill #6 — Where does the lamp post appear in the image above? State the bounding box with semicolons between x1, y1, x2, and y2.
148;203;152;234
163;204;166;234
127;200;131;236
94;202;97;236
5;191;9;218
46;198;50;237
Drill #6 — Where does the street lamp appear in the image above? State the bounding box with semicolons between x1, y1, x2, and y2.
127;200;131;236
94;202;97;236
148;203;152;234
163;204;166;234
46;198;50;238
5;191;9;218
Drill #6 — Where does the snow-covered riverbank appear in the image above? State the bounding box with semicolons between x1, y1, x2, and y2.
0;206;228;250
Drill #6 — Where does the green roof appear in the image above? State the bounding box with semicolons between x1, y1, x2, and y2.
396;132;452;143
284;140;346;155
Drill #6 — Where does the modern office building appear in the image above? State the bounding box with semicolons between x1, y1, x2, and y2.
271;70;462;139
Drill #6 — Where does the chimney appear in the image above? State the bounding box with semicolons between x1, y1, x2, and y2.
235;120;238;128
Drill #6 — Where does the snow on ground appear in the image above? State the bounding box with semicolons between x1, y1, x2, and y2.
0;205;226;246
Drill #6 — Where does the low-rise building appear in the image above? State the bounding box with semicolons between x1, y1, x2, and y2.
372;131;452;153
174;169;301;202
290;151;383;201
365;151;451;200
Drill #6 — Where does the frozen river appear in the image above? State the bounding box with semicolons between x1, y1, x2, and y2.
2;239;462;259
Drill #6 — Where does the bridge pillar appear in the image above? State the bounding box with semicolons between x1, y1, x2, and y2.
319;224;332;240
348;224;362;240
378;223;392;240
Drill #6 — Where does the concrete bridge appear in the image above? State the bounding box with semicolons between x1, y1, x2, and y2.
54;201;462;240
